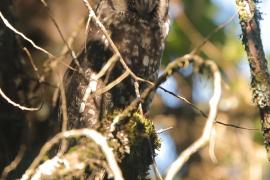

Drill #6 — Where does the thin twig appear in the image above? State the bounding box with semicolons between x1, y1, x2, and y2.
79;70;130;113
44;18;85;73
190;14;237;55
175;12;222;60
94;54;119;80
49;18;85;107
156;127;174;134
23;47;46;112
22;129;123;180
92;71;130;97
159;86;208;118
23;48;42;80
38;0;76;146
110;55;192;132
0;11;54;58
209;125;217;163
58;75;69;154
81;0;152;85
159;85;256;131
0;87;39;111
134;81;143;114
215;120;259;131
1;145;26;179
39;0;84;75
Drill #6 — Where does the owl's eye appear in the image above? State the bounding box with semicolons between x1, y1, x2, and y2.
134;0;157;16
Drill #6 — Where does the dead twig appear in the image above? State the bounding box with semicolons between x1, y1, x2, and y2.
1;145;26;179
0;11;54;58
159;86;208;118
190;14;237;55
81;0;152;85
39;0;84;75
77;0;154;116
58;74;69;154
109;54;191;132
21;129;123;180
92;71;130;97
165;60;221;180
0;87;40;111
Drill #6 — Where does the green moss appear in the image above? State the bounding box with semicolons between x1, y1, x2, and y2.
119;112;160;179
99;111;160;179
61;110;160;179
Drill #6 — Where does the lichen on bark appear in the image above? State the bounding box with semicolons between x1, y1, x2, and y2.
44;111;160;179
236;0;270;159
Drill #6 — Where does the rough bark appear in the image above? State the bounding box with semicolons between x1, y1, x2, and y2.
236;0;270;160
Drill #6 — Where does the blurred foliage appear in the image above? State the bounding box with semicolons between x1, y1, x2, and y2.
163;0;226;64
158;0;270;179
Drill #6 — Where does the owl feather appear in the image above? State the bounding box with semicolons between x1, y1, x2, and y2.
64;0;169;129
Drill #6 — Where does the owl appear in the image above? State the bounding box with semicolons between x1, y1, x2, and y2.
63;0;169;129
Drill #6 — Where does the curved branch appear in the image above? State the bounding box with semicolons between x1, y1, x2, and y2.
0;11;54;58
0;87;39;111
21;129;123;180
165;60;222;180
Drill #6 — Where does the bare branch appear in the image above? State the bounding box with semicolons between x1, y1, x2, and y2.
81;0;152;85
209;125;217;163
190;14;237;55
165;60;221;180
23;47;42;81
159;86;208;118
58;75;69;154
93;71;130;97
134;81;143;114
215;120;258;131
1;49;42;112
156;127;174;134
79;70;129;113
0;87;39;111
38;0;85;75
110;55;191;132
236;0;270;159
94;54;119;80
1;145;26;179
22;129;123;180
0;11;54;58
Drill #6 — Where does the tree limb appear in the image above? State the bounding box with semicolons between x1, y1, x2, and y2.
165;59;221;180
236;0;270;160
21;129;124;180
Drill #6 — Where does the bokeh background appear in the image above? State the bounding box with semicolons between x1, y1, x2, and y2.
6;0;270;179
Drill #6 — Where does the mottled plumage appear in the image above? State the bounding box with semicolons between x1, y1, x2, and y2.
64;0;169;129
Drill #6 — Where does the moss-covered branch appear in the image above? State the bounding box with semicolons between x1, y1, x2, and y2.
22;112;160;180
236;0;270;160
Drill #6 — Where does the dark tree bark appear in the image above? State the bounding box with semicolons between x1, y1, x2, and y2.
56;0;169;179
1;1;168;179
0;2;53;178
0;0;27;173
